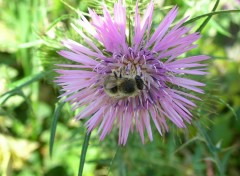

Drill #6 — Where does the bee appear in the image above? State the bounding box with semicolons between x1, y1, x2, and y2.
103;72;145;98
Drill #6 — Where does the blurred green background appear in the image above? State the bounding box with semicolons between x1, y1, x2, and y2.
0;0;240;176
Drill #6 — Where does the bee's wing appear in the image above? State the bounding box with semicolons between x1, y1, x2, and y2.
104;76;118;89
105;82;118;89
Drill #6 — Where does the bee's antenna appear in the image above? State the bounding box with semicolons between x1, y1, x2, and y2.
113;71;118;78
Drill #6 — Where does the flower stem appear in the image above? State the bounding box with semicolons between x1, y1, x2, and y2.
78;131;92;176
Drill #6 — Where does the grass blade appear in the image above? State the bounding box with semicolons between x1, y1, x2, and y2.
49;101;66;157
1;71;52;104
195;121;217;153
174;136;204;154
196;0;220;33
183;10;240;26
216;97;238;120
78;131;92;176
107;146;120;175
46;14;74;32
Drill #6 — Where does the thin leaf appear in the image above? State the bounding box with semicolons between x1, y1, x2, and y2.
78;131;92;176
196;0;220;32
18;40;44;49
216;97;238;120
174;136;204;154
61;0;79;14
1;71;51;103
107;146;120;176
210;19;232;37
49;101;66;157
183;10;240;26
195;122;225;176
221;150;232;174
60;0;90;17
46;14;74;32
194;121;217;153
118;148;127;176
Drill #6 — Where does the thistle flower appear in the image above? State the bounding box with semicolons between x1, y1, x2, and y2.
55;1;209;145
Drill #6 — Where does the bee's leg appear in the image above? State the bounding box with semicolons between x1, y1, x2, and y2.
143;83;148;90
142;79;148;91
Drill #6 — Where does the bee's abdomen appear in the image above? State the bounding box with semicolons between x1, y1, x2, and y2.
120;79;136;94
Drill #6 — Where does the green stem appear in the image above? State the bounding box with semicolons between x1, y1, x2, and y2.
78;131;92;176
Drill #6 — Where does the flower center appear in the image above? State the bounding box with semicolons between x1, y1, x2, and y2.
99;47;165;99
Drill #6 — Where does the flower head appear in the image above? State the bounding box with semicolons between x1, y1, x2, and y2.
55;1;209;145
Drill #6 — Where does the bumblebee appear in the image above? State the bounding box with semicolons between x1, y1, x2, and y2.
103;72;145;98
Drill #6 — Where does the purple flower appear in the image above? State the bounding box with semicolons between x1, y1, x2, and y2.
55;1;209;145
